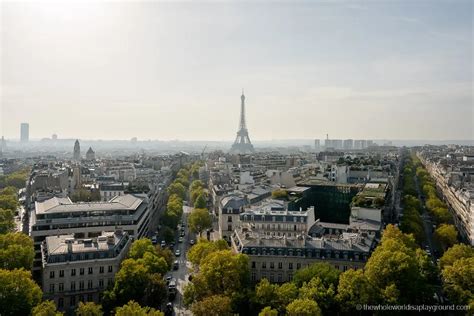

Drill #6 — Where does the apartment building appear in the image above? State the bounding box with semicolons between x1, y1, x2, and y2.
41;231;131;312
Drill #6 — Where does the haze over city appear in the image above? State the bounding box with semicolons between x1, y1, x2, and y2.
1;1;472;141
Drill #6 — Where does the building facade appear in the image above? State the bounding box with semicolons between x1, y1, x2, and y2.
41;231;131;312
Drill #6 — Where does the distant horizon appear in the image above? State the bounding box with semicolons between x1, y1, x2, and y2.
1;1;472;141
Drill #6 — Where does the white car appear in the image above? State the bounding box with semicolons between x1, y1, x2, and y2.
178;237;184;243
190;239;195;245
175;249;181;257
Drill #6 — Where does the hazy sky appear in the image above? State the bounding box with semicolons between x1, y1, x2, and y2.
1;0;472;141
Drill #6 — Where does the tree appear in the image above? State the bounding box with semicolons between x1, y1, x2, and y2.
76;302;103;316
442;257;474;305
167;182;186;200
0;209;15;234
434;224;458;250
190;180;204;192
191;295;233;316
187;239;228;266
0;186;17;197
155;246;173;269
439;244;474;270
292;262;341;288
258;307;278;316
286;299;322;316
115;301;163;316
162;226;175;243
0;194;18;211
336;269;378;312
32;300;63;316
5;170;28;189
364;225;433;304
112;259;151;306
143;273;168;309
194;194;207;209
185;250;249;304
137;252;168;275
0;232;35;270
188;208;212;236
0;268;43;316
128;239;157;260
275;282;298;312
254;278;277;308
298;277;336;312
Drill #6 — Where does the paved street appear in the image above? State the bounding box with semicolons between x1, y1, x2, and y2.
168;205;194;316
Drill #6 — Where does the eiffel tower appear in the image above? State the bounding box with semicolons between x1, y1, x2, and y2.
230;90;255;153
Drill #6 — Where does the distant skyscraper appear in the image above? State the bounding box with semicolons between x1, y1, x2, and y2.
314;139;321;151
20;123;29;142
230;90;255;154
73;140;81;160
86;147;95;161
343;139;353;150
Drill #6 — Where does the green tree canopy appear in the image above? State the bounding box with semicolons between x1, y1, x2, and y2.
32;300;63;316
188;208;212;236
442;257;474;305
434;224;458;250
258;306;278;316
298;276;336;312
194;194;207;209
191;295;233;316
0;209;15;234
286;298;322;316
115;301;164;316
439;244;474;270
0;194;18;211
76;301;104;316
336;269;378;312
0;232;35;270
128;238;157;260
271;189;288;200
292;262;341;288
187;238;228;266
167;182;186;200
0;268;43;316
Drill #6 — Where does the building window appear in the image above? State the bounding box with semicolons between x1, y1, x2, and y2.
49;284;55;293
297;263;301;270
59;283;64;292
107;278;113;286
80;268;84;275
335;265;339;270
289;263;293;270
251;262;256;268
88;267;93;275
99;266;104;274
59;270;64;278
278;274;282;283
99;279;104;289
108;266;113;273
288;273;293;281
227;216;232;222
343;265;348;272
58;298;64;308
278;262;283;269
71;281;76;291
71;269;76;276
269;274;274;282
50;271;55;279
228;225;232;231
262;262;266;269
88;280;93;289
270;262;274;269
87;294;93;302
79;281;84;290
70;296;76;307
251;272;256;281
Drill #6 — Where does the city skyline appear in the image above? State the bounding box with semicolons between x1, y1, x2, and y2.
1;1;472;141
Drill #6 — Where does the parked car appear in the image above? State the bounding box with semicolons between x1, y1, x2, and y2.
173;260;179;270
178;236;184;243
151;236;157;245
190;239;195;245
180;231;185;237
165;302;173;316
175;249;181;257
161;240;166;248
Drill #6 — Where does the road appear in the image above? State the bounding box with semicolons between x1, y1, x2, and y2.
166;205;194;316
